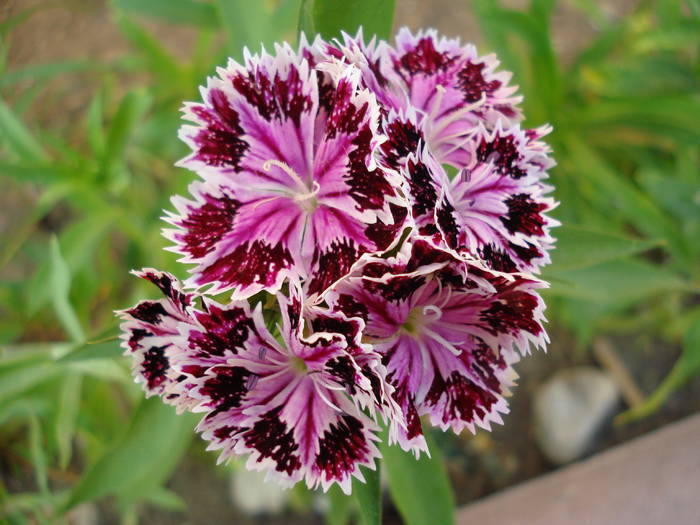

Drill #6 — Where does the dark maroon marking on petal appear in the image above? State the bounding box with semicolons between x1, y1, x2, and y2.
191;88;248;170
199;366;251;414
456;61;502;104
480;290;542;336
360;363;384;404
176;192;240;259
310;315;361;348
502;193;547;236
243;408;302;475
181;364;208;378
127;301;168;325
479;244;517;273
191;305;254;357
286;296;302;332
314;414;370;481
436;265;469;289
326;79;370;139
326;356;358;394
231;65;312;126
140;271;189;309
380;118;422;170
141;345;169;390
425;370;499;425
333;293;370;322
198;240;294;291
495;104;518;118
389;379;423;441
127;328;150;351
358;261;391;280
307;239;363;297
435;196;460;248
396;37;455;76
213;425;241;441
365;274;426;303
324;44;344;59
509;241;542;265
476;134;526;179
405;157;439;219
469;342;507;393
364;203;408;250
405;238;455;273
418;223;440;237
367;56;389;88
317;75;336;114
345;125;396;212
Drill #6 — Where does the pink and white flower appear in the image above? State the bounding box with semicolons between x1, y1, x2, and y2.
166;42;406;300
435;123;558;273
325;239;548;454
326;28;522;169
120;273;397;493
117;269;201;412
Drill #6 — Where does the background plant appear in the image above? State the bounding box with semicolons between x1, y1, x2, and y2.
0;0;698;523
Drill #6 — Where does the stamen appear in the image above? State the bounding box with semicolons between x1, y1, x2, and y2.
293;181;321;213
423;326;463;356
314;381;344;412
422;304;443;321
263;159;308;191
428;84;447;122
426;93;487;148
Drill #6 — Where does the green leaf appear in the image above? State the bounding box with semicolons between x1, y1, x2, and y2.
55;373;82;469
0;358;58;407
353;464;381;525
564;139;692;268
0;97;46;162
0;60;100;87
547;225;661;272
56;338;122;363
115;16;184;85
63;398;194;510
546;258;688;303
141;487;186;512
619;312;700;422
299;0;396;40
326;485;353;525
100;90;150;177
111;0;219;28
49;236;85;343
28;413;49;496
380;432;454;525
215;0;301;57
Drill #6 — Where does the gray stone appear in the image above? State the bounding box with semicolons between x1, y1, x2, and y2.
229;468;288;515
533;367;619;465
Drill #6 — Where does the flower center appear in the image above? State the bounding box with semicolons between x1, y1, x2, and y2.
401;304;442;335
424;84;486;162
289;355;308;374
263;159;320;214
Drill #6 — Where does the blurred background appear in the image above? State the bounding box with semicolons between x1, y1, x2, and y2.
1;0;699;523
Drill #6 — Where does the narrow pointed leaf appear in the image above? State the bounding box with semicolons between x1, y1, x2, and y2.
353;463;381;525
380;433;454;525
299;0;395;40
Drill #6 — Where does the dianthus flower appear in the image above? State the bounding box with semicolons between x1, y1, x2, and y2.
118;27;557;494
166;41;405;300
119;271;398;493
325;239;547;453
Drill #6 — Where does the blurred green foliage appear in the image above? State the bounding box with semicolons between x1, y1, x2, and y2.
0;0;698;522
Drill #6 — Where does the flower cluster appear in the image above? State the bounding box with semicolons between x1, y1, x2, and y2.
118;28;556;494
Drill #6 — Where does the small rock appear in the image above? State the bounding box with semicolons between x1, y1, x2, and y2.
229;468;288;515
533;367;619;465
67;503;99;525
